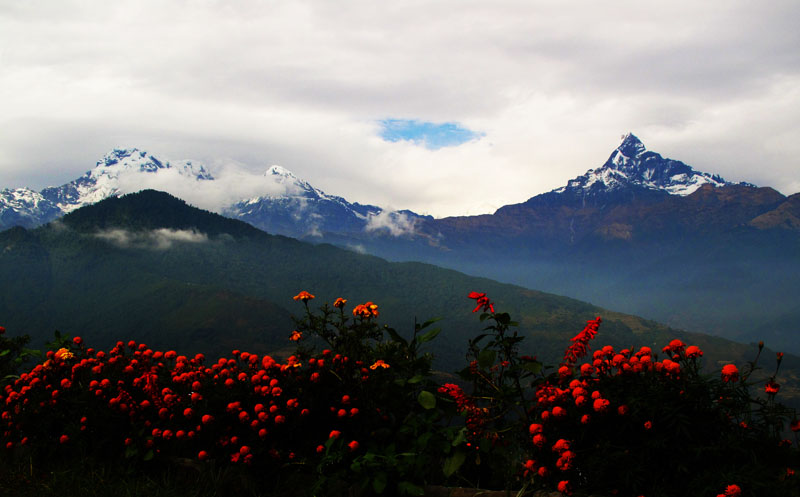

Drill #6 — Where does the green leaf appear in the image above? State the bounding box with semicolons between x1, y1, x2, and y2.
443;450;466;477
385;327;408;347
522;361;543;374
407;374;424;384
478;349;496;369
398;481;425;496
142;449;154;461
417;431;432;449
416;327;441;344
495;312;511;325
372;472;388;494
451;427;467;447
417;317;442;330
417;390;436;410
125;445;138;459
0;349;9;357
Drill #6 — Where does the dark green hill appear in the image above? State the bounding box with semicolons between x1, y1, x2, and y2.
1;190;796;394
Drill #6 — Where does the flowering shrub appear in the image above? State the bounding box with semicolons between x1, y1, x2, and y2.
1;292;798;496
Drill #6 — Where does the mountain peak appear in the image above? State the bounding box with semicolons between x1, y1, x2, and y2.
616;132;646;159
550;133;751;199
98;148;145;168
266;165;297;180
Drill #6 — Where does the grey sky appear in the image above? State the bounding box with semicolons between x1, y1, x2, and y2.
1;0;798;217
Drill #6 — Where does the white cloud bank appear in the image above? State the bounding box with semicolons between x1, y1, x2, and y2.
1;0;798;217
94;228;209;250
364;210;417;237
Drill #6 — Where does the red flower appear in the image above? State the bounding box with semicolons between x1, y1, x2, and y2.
644;420;652;430
552;439;571;453
685;345;703;358
765;379;780;395
468;292;494;313
592;398;610;413
721;364;739;383
557;480;572;495
348;440;359;452
724;484;742;497
333;298;347;308
329;430;341;440
562;317;602;365
59;434;69;444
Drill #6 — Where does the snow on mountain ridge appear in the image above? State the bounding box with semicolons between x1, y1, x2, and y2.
40;148;215;214
553;133;750;197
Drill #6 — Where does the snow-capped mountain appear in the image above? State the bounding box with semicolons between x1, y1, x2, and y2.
0;148;426;237
224;165;426;238
40;148;214;214
551;133;752;199
0;188;63;229
0;148;214;230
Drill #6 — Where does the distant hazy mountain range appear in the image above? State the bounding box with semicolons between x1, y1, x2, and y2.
4;189;798;387
2;134;798;353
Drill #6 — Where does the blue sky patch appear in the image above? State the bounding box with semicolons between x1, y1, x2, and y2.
378;119;483;149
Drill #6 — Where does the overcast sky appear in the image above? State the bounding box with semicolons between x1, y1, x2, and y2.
1;0;798;217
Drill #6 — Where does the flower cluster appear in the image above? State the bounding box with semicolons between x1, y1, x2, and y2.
0;335;394;474
438;383;487;448
562;316;601;365
352;301;379;318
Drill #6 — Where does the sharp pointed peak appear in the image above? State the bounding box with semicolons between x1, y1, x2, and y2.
616;132;646;158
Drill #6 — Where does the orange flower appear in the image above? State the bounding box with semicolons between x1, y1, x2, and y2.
293;291;315;302
370;359;390;370
54;348;74;361
289;330;302;341
721;364;739;383
333;298;347;308
353;301;379;318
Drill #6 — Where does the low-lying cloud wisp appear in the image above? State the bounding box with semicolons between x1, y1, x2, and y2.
94;228;209;250
364;210;417;237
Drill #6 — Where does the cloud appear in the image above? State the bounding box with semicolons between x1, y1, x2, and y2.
364;210;417;237
94;228;209;250
347;243;366;255
0;0;798;217
113;160;302;213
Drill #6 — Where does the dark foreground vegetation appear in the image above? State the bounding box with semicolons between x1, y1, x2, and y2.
1;292;798;496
